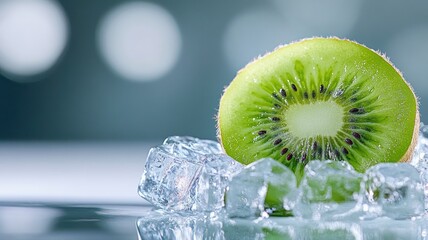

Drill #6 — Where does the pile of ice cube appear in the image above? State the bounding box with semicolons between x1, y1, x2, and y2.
138;123;428;220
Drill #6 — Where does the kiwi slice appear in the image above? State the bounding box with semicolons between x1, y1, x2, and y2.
218;37;419;177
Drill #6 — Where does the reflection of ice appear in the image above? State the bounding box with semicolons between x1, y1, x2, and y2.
136;210;428;240
136;211;224;240
138;136;243;212
136;211;270;240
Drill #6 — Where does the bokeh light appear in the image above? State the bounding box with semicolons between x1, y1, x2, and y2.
97;1;181;82
0;0;68;81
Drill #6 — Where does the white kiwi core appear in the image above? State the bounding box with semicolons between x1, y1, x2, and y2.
284;101;344;138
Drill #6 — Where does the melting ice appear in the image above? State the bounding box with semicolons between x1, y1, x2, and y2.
138;136;242;211
139;124;428;219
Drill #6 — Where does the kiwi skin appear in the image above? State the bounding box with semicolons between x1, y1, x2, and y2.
217;37;419;172
402;111;419;163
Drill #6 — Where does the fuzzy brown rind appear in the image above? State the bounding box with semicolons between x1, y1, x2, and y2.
401;110;420;163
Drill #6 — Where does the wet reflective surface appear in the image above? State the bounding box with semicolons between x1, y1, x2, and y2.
136;210;428;240
0;203;151;240
1;203;428;240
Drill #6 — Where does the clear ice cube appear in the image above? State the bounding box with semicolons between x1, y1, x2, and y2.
163;136;223;156
138;146;203;211
360;163;425;219
225;158;297;218
193;154;243;212
138;136;242;212
411;122;428;170
293;160;363;220
411;122;428;211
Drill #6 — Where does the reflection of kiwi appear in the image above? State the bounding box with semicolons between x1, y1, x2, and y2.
218;38;419;177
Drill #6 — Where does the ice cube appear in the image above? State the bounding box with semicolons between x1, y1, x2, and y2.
193;154;243;212
411;122;428;165
138;136;242;211
360;163;425;219
293;160;363;220
163;136;223;156
421;122;428;138
411;122;428;211
138;146;204;211
225;158;297;218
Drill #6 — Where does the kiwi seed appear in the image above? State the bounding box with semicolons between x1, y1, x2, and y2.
217;37;419;176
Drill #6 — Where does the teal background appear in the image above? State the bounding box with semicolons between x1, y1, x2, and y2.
0;0;426;141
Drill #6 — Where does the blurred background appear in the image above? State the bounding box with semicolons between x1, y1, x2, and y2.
0;0;427;204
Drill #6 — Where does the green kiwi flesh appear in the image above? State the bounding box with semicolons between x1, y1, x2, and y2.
218;37;419;177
